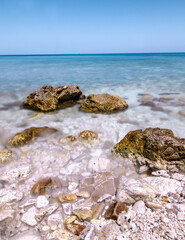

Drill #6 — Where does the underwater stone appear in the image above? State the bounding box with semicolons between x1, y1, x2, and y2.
10;230;43;240
21;206;37;226
30;177;52;195
36;195;49;208
0;149;12;164
8;127;57;146
79;130;98;143
80;93;128;113
23;85;84;111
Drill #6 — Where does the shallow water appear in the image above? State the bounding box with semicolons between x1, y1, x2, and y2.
0;53;185;238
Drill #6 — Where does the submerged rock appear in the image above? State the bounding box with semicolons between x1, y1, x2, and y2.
113;128;185;173
23;85;84;111
30;178;52;195
8;126;57;146
80;93;128;113
0;149;12;164
79;130;98;143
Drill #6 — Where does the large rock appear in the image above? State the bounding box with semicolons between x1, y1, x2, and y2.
113;128;185;173
23;85;84;111
80;93;128;113
8;127;57;146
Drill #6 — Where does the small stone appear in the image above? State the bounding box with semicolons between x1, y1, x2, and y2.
59;193;77;202
21;206;37;226
68;182;78;192
104;202;116;219
35;203;58;222
76;191;90;199
0;149;12;164
63;216;77;225
177;212;185;220
0;190;23;206
132;200;146;214
79;130;97;143
172;173;185;181
65;222;86;236
91;202;105;219
36;195;49;208
47;212;63;226
146;201;162;209
0;209;14;222
112;202;128;220
73;208;93;221
162;196;169;203
30;178;52;195
1;164;31;183
97;194;112;202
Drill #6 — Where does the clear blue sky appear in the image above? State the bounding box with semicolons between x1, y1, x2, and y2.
0;0;185;54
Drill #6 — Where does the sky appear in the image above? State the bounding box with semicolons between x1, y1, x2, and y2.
0;0;185;55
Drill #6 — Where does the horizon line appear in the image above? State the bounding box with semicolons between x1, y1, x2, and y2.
0;51;185;57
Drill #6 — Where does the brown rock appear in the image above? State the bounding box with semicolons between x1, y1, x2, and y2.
59;193;77;203
8;127;57;146
0;149;12;164
79;130;97;142
73;208;93;221
65;222;86;236
23;85;84;111
105;202;128;220
113;128;185;173
80;93;128;113
30;178;52;195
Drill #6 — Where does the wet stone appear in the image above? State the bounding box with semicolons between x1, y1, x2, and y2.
0;149;12;164
30;178;52;195
59;193;77;203
79;130;98;143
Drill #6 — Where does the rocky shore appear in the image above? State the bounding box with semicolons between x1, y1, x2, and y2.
0;85;184;240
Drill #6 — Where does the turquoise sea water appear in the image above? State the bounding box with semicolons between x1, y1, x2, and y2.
0;53;185;145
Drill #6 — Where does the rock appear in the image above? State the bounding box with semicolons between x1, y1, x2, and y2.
113;127;185;173
10;230;43;240
1;164;31;183
138;95;153;103
36;195;49;208
73;208;93;221
105;202;128;220
132;200;146;214
76;191;90;199
80;93;128;113
88;157;110;172
146;201;162;209
63;216;77;225
47;229;79;240
0;149;12;164
152;170;170;177
117;176;159;200
79;130;98;143
172;173;185;181
0;190;23;206
47;212;63;226
21;206;37;226
8;127;57;146
35;202;58;222
144;177;182;194
0;209;14;222
59;193;77;203
91;202;105;219
116;190;135;204
30;178;52;195
60;135;77;144
65;222;86;236
80;172;116;198
23;85;84;111
79;224;95;240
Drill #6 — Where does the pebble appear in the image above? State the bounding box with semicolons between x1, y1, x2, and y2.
10;230;43;240
21;206;37;226
36;195;49;208
132;200;146;214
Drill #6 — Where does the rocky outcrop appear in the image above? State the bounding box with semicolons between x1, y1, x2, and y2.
23;85;84;111
8;127;57;147
113;128;185;173
80;93;128;113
